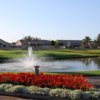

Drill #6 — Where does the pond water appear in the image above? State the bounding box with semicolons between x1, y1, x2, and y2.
0;57;100;72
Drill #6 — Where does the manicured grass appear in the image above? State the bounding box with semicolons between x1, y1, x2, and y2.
0;50;25;59
0;49;100;60
0;70;100;76
32;49;100;59
46;70;100;76
0;70;100;75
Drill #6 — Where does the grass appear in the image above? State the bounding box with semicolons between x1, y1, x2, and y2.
0;49;99;61
0;50;25;59
46;70;100;76
0;70;100;76
30;49;100;59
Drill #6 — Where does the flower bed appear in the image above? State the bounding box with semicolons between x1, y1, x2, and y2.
0;72;92;90
0;84;99;100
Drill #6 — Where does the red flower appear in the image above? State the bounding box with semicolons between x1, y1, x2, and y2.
0;72;92;90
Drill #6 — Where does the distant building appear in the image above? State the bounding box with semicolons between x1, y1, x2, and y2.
0;39;11;49
15;39;81;49
57;40;81;48
30;40;51;47
11;42;16;48
15;39;51;49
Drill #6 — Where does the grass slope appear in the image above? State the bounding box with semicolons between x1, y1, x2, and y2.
0;49;100;59
46;70;100;76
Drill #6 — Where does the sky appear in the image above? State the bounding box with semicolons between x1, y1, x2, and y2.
0;0;100;43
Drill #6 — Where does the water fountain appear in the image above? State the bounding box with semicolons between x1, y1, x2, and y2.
0;46;99;72
0;46;42;72
24;46;40;75
21;47;40;68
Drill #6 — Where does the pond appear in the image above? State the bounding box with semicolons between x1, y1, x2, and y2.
0;57;100;72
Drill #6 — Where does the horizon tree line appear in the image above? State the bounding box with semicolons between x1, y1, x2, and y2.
81;33;100;48
22;33;100;48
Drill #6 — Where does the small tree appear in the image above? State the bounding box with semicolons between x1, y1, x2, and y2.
51;40;56;46
55;40;60;47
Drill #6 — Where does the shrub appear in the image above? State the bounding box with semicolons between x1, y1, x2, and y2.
27;86;50;95
35;87;50;95
83;91;92;100
0;84;13;91
49;89;71;97
93;91;100;100
69;90;83;100
0;83;99;99
7;85;27;93
26;86;38;95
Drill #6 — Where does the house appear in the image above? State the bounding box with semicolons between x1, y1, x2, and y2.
15;39;81;49
30;40;51;47
0;39;11;49
11;42;16;48
15;39;51;49
57;40;81;48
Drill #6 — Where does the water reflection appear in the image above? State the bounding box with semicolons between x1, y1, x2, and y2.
80;58;93;66
76;57;100;68
92;57;100;68
0;57;100;72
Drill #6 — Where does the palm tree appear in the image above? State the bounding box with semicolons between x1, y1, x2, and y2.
81;36;91;48
94;33;100;48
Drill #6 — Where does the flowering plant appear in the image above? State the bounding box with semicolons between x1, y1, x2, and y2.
0;72;92;90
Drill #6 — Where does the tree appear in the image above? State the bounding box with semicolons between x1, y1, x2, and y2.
23;36;33;43
55;40;60;47
81;36;91;48
59;42;63;46
23;36;34;48
23;36;41;48
90;41;97;48
33;37;41;40
94;33;100;48
51;40;56;46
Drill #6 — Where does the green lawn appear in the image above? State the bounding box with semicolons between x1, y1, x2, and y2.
46;70;100;76
0;49;100;60
0;70;99;76
33;49;100;59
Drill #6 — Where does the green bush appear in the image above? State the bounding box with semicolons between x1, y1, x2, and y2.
49;89;71;97
7;85;27;93
82;91;92;100
26;86;38;95
69;90;83;100
0;83;99;100
27;86;50;95
0;84;13;91
93;91;100;100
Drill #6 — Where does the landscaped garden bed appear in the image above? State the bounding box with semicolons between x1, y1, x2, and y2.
0;84;100;100
0;72;99;100
0;72;92;90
